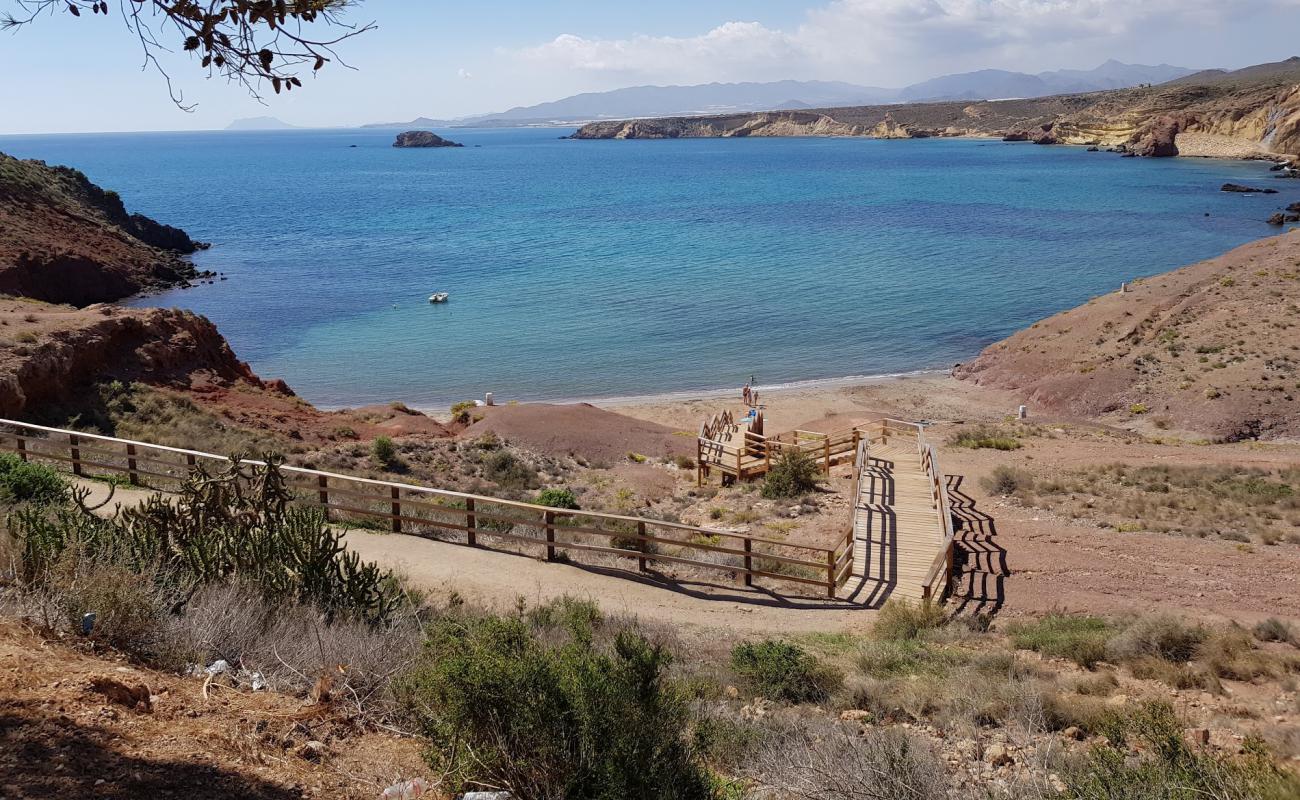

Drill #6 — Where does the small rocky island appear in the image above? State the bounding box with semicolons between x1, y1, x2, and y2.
392;130;463;148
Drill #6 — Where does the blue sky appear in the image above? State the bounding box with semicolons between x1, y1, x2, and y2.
1;0;1298;134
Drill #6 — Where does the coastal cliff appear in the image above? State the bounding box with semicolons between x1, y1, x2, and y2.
571;57;1300;159
0;151;206;306
955;231;1300;441
0;299;270;420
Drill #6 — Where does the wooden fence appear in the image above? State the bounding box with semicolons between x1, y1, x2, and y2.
0;419;856;599
697;417;926;484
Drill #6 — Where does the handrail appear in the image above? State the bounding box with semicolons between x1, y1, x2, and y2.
919;442;957;601
0;418;848;598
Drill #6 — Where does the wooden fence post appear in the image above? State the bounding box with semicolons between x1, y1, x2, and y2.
544;510;556;561
824;439;831;473
126;443;139;486
15;436;26;462
68;434;83;477
696;439;703;487
637;521;648;572
826;550;836;598
317;475;330;522
466;497;477;546
390;486;402;533
186;453;197;478
743;537;753;587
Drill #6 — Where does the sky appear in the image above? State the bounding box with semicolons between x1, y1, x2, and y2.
1;0;1298;134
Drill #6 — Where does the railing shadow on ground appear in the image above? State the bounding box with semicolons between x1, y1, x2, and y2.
944;474;1009;616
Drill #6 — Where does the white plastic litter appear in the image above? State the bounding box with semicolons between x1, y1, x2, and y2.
380;777;429;799
204;659;230;676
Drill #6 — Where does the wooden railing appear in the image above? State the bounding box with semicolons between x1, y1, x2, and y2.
699;417;927;478
0;419;857;599
919;443;957;602
716;414;957;603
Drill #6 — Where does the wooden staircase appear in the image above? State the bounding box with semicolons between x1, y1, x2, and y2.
850;437;950;603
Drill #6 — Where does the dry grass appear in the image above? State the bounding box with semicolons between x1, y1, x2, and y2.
1028;463;1300;545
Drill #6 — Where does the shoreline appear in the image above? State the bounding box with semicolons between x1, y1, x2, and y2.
315;368;954;419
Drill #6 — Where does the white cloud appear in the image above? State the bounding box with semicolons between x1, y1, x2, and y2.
457;68;473;79
517;0;1299;86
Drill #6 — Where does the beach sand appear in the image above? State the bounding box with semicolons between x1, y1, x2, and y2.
600;372;1020;433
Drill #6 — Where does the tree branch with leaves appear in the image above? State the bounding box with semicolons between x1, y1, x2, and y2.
1;1;374;109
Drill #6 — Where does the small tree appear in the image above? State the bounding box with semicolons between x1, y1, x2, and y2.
370;435;399;470
761;450;820;499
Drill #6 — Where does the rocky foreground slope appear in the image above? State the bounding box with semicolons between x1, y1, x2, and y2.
572;57;1300;159
0;151;206;306
955;231;1300;441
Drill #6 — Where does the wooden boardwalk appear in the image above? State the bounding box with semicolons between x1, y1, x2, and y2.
845;438;948;604
698;416;956;603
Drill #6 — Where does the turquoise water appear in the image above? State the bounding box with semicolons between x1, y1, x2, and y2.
2;127;1296;408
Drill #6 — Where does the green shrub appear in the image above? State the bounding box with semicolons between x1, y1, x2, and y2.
857;639;962;678
536;487;580;510
980;465;1034;496
872;599;946;641
1008;614;1113;669
482;450;539;490
0;453;67;505
949;426;1022;451
449;400;477;424
11;458;403;625
761;450;820;499
370;435;400;470
730;639;841;703
1063;701;1300;799
395;600;711;799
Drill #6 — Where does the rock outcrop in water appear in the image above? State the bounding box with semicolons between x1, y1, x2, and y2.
0;151;206;306
571;58;1300;159
392;131;463;148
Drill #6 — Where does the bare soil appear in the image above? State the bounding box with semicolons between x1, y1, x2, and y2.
0;619;426;800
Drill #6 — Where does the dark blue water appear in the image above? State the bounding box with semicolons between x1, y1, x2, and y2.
2;128;1295;408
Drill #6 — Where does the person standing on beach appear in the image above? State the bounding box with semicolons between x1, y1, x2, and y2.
742;383;752;405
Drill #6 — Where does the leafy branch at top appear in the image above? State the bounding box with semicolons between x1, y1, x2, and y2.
0;1;375;109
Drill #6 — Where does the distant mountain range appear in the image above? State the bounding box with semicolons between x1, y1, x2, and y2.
225;116;298;131
363;60;1199;129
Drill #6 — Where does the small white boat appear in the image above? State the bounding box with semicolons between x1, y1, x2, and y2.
428;292;449;303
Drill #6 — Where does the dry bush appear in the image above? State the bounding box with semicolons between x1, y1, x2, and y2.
1106;614;1206;664
1197;627;1288;682
160;582;424;715
981;465;1035;497
1073;671;1120;697
872;599;947;641
743;719;951;800
1253;618;1298;646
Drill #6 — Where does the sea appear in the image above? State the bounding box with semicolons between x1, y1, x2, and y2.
2;127;1297;409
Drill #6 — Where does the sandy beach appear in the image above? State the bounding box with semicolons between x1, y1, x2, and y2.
600;372;1021;433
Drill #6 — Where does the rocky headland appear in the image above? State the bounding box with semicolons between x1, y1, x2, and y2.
0;152;209;306
955;231;1300;441
392;130;463;148
571;57;1300;161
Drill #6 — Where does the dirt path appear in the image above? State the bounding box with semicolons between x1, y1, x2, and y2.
70;478;878;635
343;531;877;637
